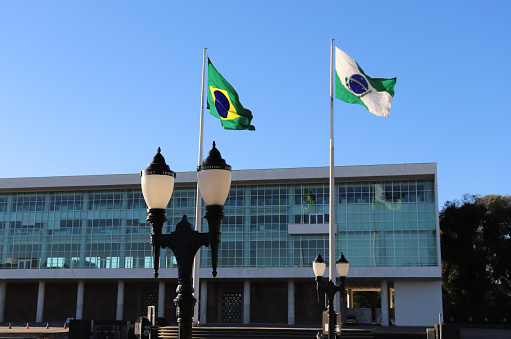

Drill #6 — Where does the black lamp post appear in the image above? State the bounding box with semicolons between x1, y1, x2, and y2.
313;252;349;339
141;142;231;339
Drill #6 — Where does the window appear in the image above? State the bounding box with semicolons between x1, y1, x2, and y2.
18;259;32;269
50;194;83;211
47;257;65;268
127;192;146;209
225;190;244;207
295;213;329;224
125;257;134;268
295;186;328;205
251;188;287;206
0;197;9;212
88;193;122;210
250;215;287;231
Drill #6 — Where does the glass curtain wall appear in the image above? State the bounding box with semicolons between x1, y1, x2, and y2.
0;180;437;270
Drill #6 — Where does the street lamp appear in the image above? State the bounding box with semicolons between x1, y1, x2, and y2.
141;142;231;339
313;252;349;339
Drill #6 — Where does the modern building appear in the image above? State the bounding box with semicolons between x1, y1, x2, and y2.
0;163;442;326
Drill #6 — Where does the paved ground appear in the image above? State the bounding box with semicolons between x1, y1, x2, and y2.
0;326;68;333
369;326;427;332
355;325;511;338
460;328;511;339
0;326;68;339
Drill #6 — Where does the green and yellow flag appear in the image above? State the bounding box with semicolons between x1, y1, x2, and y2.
207;59;255;131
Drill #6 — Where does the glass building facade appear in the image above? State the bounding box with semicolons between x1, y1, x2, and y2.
0;180;437;270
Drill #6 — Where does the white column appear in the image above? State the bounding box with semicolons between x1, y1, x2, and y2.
158;280;165;318
243;280;250;324
76;281;85;320
347;289;354;308
116;281;125;321
36;281;45;322
389;288;394;308
288;280;295;325
381;280;389;326
199;280;207;323
0;282;6;322
335;278;341;315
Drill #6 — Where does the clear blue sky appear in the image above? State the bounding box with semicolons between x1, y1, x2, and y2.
1;1;510;207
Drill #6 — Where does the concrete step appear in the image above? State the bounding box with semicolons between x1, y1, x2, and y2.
158;326;374;339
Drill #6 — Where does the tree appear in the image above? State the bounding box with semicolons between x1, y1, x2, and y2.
478;195;511;288
440;194;511;322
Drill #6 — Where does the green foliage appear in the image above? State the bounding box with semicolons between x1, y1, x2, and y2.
353;291;381;308
441;194;511;322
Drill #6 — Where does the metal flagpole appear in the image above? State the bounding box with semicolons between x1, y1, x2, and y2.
329;39;336;282
192;47;207;324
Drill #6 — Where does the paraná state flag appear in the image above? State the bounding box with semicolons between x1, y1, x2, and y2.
335;47;396;117
207;59;255;131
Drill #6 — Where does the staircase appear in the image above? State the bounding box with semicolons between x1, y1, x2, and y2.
158;326;374;339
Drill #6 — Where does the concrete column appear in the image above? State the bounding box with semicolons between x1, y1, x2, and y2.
199;280;207;323
347;288;354;308
0;282;6;322
158;280;165;318
381;280;389;326
389;288;394;308
287;280;295;325
243;280;250;324
76;281;85;320
116;281;125;321
36;281;45;322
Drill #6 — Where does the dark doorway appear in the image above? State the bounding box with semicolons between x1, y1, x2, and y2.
221;293;242;323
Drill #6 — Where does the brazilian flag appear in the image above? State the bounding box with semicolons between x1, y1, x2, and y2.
207;59;255;131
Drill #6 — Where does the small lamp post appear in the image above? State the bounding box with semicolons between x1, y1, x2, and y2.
141;142;231;339
313;252;349;339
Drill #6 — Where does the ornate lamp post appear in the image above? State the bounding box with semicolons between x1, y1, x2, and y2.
141;142;231;339
313;252;349;339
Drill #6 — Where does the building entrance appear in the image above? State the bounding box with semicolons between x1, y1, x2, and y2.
221;293;242;323
141;291;159;316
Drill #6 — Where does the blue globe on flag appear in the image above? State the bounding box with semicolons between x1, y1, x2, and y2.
214;90;230;118
348;74;369;95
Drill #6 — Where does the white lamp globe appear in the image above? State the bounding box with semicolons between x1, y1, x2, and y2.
198;142;231;206
336;252;350;277
312;253;327;277
140;147;176;209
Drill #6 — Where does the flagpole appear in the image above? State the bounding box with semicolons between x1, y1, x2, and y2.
192;47;207;324
329;39;336;282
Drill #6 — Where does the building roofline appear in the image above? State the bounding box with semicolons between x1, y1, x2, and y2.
0;163;437;193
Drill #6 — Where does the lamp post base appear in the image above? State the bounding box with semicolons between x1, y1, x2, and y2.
174;284;196;339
